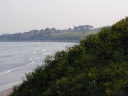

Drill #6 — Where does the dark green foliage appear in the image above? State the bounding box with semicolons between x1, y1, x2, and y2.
9;17;128;96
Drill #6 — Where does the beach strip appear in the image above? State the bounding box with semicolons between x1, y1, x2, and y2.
0;88;13;96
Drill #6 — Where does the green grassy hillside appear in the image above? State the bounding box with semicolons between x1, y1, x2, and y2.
9;17;128;96
50;32;94;38
46;31;96;40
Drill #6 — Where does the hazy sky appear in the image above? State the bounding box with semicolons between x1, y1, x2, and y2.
0;0;128;34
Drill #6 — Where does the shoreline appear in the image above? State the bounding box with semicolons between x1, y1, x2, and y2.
0;40;79;43
0;88;13;96
0;41;76;95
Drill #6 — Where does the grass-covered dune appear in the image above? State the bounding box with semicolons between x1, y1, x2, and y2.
9;17;128;96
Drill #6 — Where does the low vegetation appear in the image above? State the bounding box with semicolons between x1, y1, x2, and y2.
9;17;128;96
48;32;96;40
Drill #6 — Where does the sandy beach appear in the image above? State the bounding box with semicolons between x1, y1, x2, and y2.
0;88;13;96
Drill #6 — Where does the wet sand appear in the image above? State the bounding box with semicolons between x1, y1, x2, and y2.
0;88;13;96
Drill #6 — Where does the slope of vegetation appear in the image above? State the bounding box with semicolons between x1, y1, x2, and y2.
48;32;96;40
9;17;128;96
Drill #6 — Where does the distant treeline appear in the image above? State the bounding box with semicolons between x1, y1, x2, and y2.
0;25;110;41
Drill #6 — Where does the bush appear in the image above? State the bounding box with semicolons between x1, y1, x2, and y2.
9;17;128;96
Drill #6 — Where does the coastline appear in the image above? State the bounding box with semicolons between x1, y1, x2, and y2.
0;40;79;43
0;88;13;96
0;41;76;95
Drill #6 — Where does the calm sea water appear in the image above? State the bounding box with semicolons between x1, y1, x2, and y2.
0;42;76;92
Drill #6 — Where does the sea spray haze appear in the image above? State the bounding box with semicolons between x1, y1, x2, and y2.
9;17;128;96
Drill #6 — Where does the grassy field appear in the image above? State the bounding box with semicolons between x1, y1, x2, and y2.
48;31;97;40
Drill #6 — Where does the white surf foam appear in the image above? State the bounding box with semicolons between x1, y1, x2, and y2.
33;51;37;54
41;49;46;52
63;43;66;46
44;53;50;55
0;61;35;76
28;58;33;61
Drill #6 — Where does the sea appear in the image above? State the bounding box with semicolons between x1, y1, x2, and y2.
0;42;76;92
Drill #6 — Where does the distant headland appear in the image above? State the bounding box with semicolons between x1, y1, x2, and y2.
0;25;110;41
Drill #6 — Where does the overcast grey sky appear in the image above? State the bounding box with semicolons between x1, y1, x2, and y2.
0;0;128;34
